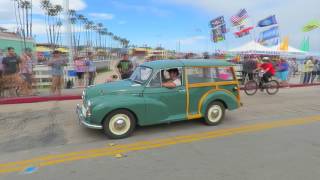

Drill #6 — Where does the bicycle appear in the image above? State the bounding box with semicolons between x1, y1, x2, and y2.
244;70;280;96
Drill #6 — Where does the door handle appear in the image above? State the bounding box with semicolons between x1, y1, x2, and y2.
178;89;186;93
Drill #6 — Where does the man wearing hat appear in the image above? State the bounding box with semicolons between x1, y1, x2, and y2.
48;50;67;95
116;53;133;79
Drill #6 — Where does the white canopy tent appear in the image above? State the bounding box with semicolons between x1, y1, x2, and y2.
228;41;279;55
270;45;305;54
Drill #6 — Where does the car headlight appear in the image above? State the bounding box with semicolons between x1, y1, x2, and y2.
86;100;92;117
82;90;86;100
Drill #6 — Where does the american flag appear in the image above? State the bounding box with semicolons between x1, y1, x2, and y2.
231;9;248;25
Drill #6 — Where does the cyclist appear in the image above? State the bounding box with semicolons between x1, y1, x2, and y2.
258;59;276;88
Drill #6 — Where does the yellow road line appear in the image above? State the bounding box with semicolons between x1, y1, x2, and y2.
0;115;320;174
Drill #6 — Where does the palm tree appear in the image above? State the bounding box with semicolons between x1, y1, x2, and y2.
12;0;33;48
96;23;104;48
20;0;32;37
56;20;63;46
76;14;86;48
40;1;63;49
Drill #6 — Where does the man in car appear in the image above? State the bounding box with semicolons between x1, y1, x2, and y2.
162;68;181;88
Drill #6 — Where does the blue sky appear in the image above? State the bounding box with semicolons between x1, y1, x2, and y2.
0;0;319;53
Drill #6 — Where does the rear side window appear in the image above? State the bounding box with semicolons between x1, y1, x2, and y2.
186;67;234;84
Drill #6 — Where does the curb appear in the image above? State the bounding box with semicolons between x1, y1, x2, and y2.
1;83;319;105
0;95;81;105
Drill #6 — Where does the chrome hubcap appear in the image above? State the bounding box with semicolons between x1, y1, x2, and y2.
208;105;222;123
109;114;131;135
114;119;126;130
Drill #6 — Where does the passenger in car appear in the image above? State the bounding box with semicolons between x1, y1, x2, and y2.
162;68;181;88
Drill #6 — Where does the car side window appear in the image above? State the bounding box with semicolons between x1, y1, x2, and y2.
162;68;183;87
149;71;161;87
187;67;235;84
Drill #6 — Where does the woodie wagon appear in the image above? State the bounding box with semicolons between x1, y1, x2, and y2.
76;59;242;139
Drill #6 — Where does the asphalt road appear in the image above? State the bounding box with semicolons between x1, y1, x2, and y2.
0;86;320;180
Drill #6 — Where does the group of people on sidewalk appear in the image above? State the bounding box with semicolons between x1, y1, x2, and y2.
0;47;97;97
242;56;319;86
0;47;34;97
74;52;97;88
302;57;320;84
48;51;97;96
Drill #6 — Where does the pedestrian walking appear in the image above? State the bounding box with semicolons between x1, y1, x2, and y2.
2;47;21;97
86;52;96;86
303;57;314;84
20;48;34;96
48;50;67;96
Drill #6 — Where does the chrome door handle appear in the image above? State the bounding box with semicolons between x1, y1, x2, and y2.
178;89;186;93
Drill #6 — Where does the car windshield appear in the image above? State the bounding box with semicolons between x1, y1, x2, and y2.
129;66;153;84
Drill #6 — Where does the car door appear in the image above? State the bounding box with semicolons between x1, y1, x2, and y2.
142;68;186;125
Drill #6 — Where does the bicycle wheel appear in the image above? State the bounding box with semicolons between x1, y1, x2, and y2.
266;80;280;95
244;80;258;96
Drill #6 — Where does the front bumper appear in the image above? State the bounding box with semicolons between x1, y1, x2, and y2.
76;104;103;129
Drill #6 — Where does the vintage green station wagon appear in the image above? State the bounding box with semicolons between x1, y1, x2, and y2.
76;59;242;139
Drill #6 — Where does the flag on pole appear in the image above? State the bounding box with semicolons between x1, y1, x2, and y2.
279;37;289;51
260;26;279;41
257;15;277;27
210;16;225;28
302;20;320;32
210;16;227;43
230;9;248;26
300;37;310;52
234;26;254;38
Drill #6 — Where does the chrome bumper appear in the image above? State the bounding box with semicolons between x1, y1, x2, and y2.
76;104;103;129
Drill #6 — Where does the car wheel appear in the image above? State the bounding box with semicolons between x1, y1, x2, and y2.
103;110;136;139
204;101;225;126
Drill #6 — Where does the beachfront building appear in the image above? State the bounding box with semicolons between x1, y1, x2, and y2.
0;27;35;54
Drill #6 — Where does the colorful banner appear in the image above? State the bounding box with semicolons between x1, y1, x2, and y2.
210;16;227;43
234;26;254;37
210;16;225;28
260;38;279;47
257;15;277;27
212;27;226;43
260;26;279;41
302;20;320;32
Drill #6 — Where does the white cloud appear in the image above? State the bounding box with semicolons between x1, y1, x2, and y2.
180;35;206;45
0;0;87;22
1;19;85;36
89;13;114;20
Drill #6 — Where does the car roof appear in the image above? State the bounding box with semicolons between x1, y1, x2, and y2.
142;59;233;69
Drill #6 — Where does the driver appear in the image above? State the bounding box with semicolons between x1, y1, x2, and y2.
162;68;181;88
